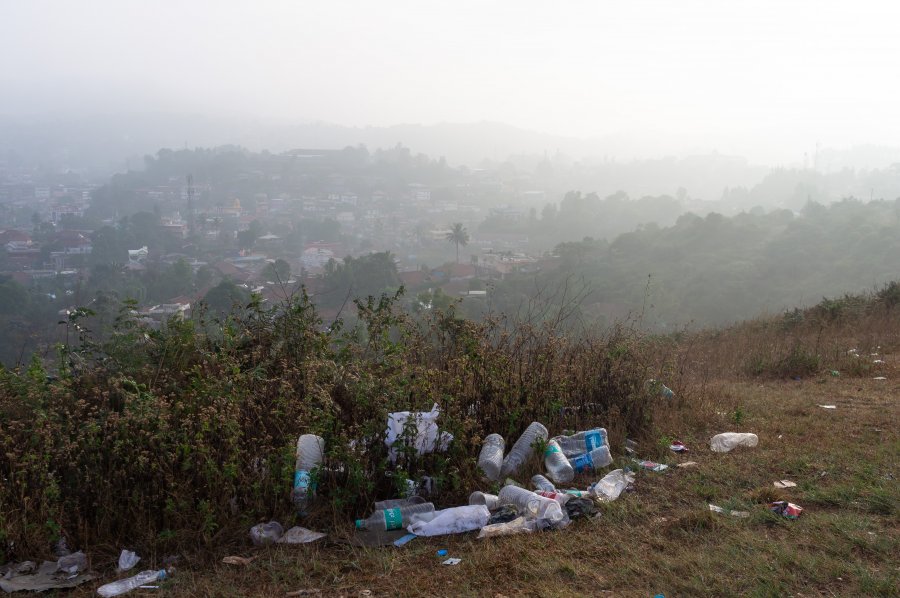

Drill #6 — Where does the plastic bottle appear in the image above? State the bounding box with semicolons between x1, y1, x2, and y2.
468;491;501;510
552;428;608;458
250;521;284;546
589;469;634;502
709;432;758;453
406;505;490;536
535;490;572;505
500;422;548;478
293;434;325;513
374;496;426;511
569;446;613;474
543;439;575;484
531;474;556;492
354;502;435;532
498;485;565;524
97;570;168;597
477;433;505;481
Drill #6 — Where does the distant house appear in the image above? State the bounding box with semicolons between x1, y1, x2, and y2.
398;269;429;289
128;246;149;264
0;229;33;249
53;231;92;255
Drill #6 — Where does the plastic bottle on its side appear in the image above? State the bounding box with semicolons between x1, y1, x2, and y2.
354;502;436;532
498;484;566;525
500;422;548;478
552;428;608;458
97;570;169;598
569;446;613;474
531;474;556;493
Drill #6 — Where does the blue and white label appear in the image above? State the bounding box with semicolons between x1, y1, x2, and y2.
585;429;605;451
294;469;311;492
571;452;594;473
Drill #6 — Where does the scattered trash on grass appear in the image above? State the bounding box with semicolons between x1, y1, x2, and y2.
710;432;758;452
441;558;461;566
624;439;638;454
117;550;140;572
436;549;448;557
285;590;323;597
708;504;749;518
222;556;256;566
392;533;417;547
818;405;837;409
669;441;688;453
293;434;325;513
500;422;548;477
874;376;887;380
477;433;505;481
406;505;490;536
769;501;803;519
589;469;635;502
635;459;669;472
773;480;797;489
250;521;285;546
385;403;453;464
477;516;537;539
676;461;698;468
0;558;95;593
830;370;840;376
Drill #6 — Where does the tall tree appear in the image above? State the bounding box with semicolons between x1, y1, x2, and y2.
445;222;469;264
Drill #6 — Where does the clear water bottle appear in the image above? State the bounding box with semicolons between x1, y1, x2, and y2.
531;474;556;492
498;485;566;525
569;446;613;473
97;569;168;597
354;502;435;531
500;422;548;477
477;433;505;481
543;439;574;484
374;496;426;511
468;491;501;510
552;428;608;457
293;434;325;513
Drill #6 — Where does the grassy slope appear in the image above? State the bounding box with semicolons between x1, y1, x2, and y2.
72;361;898;597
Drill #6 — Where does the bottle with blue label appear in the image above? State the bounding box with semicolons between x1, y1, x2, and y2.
354;502;435;531
552;428;608;458
293;434;325;513
568;445;613;473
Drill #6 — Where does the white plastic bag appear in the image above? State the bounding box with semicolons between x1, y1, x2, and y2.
385;403;453;463
406;505;489;536
116;549;140;572
710;432;758;453
589;469;635;502
477;516;537;539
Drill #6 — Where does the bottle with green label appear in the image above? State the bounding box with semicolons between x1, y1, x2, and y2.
543;439;574;483
354;502;435;531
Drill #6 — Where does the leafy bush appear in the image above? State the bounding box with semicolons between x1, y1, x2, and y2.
0;290;663;559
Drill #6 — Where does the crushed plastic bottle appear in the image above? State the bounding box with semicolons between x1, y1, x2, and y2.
552;428;608;457
355;502;435;532
531;474;556;493
374;496;426;511
406;505;490;536
97;569;168;597
569;446;613;473
477;433;505;481
589;469;634;502
500;422;548;478
498;485;567;527
468;491;501;510
543;439;574;484
709;433;758;453
477;516;538;539
293;434;325;513
250;521;284;546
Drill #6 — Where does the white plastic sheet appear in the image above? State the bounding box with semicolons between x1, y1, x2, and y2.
385;403;453;463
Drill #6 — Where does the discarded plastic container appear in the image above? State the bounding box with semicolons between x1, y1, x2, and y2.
355;502;435;532
468;491;501;510
293;434;325;513
552;428;608;458
498;484;566;525
589;469;634;502
374;496;426;511
117;549;140;572
659;385;675;399
407;505;490;536
477;516;538;539
56;551;87;575
500;422;548;478
477;433;505;481
710;433;758;453
97;570;168;598
250;521;284;546
569;446;613;474
531;474;556;493
543;439;575;484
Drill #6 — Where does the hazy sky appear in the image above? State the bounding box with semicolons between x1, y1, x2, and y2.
2;0;899;163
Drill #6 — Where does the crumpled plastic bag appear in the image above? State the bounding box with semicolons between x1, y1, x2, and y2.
406;505;489;536
250;521;284;546
277;526;326;544
590;469;635;502
117;549;140;572
385;403;453;464
477;516;538;539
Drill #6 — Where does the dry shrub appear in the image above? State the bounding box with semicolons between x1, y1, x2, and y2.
0;290;678;560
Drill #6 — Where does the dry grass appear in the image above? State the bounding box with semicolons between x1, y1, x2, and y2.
68;358;899;597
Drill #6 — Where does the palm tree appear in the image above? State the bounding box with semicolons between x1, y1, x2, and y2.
445;223;469;263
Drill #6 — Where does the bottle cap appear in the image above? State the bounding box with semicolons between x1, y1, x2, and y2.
354;519;365;529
